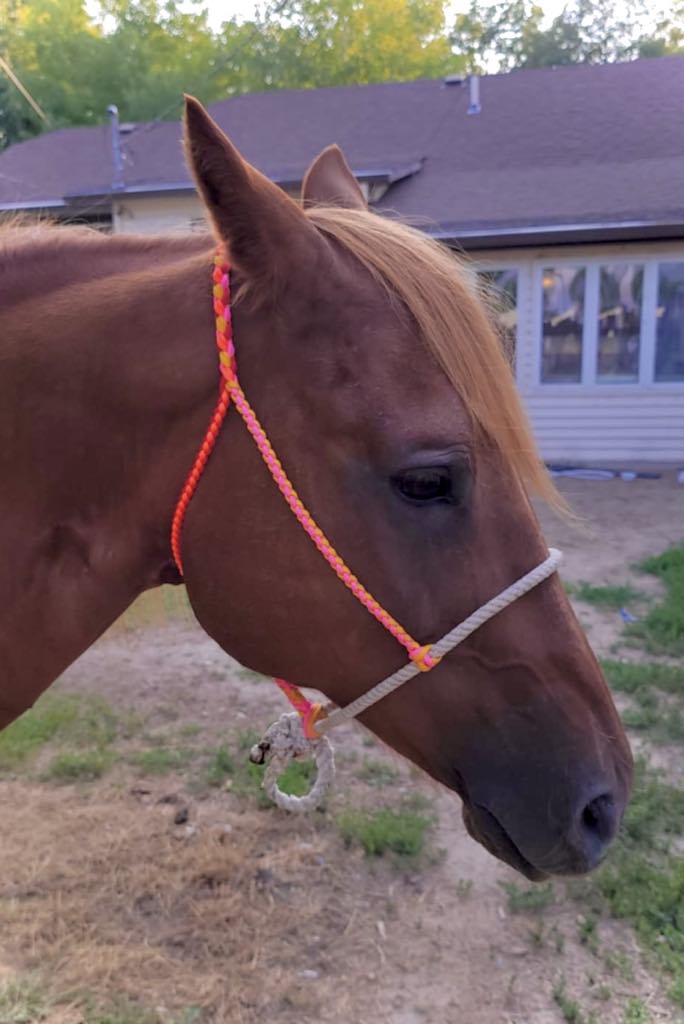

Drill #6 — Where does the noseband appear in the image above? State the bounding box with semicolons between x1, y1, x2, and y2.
171;255;562;810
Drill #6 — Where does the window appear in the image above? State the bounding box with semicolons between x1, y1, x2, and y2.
479;268;518;368
655;263;684;382
597;264;642;383
541;267;585;382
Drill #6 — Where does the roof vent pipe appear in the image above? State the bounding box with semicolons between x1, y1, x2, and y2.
107;104;125;192
467;74;481;115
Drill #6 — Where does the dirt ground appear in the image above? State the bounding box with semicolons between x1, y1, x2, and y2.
0;472;683;1024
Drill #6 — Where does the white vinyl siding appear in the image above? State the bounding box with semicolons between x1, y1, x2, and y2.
113;193;205;234
475;241;684;464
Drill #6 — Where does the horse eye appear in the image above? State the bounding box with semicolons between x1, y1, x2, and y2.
393;467;454;504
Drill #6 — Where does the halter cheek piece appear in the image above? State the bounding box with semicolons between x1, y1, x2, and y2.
171;255;562;812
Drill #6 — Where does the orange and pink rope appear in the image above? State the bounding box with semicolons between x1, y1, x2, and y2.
171;254;439;740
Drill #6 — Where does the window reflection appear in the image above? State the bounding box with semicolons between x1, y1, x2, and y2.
479;268;518;369
656;263;684;382
597;264;642;383
541;267;585;382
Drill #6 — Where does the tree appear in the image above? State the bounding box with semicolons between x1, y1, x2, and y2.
0;0;459;149
212;0;458;94
452;0;676;72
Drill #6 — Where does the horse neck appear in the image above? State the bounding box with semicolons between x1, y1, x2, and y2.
0;232;219;723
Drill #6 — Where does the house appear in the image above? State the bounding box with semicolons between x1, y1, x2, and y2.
2;57;683;465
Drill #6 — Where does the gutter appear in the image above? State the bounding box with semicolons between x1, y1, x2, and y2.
428;218;684;249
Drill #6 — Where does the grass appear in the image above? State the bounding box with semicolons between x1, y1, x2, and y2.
86;1000;162;1024
0;976;50;1023
552;978;597;1024
0;693;122;771
573;582;644;609
500;880;554;914
356;757;400;787
602;658;684;744
578;912;600;955
205;744;235;787
129;746;195;775
627;543;684;656
580;759;684;1008
337;801;434;860
0;693;134;784
603;949;635;981
623;999;651;1024
232;756;318;809
112;585;194;633
46;749;114;781
602;659;684;696
621;689;684;744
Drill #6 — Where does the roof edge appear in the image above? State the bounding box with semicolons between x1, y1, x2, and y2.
432;218;684;249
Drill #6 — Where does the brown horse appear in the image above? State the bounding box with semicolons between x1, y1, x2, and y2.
0;98;631;880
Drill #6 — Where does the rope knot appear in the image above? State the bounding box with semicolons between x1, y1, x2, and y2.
409;644;441;672
248;712;335;813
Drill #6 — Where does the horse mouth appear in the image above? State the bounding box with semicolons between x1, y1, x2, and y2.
462;803;549;882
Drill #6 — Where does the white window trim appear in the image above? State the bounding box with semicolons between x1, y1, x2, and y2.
530;254;684;393
472;261;525;389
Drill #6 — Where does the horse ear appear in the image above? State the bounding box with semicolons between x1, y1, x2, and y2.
183;95;321;282
302;145;367;210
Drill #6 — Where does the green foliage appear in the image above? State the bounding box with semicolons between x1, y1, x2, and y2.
628;543;684;655
46;749;114;781
0;693;122;771
0;0;458;149
452;0;671;73
500;880;554;914
337;802;434;859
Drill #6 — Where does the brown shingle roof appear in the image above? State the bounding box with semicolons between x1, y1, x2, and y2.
2;55;683;243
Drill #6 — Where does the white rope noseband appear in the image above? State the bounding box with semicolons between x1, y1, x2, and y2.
250;548;562;811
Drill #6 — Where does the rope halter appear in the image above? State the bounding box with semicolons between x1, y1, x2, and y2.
171;255;563;813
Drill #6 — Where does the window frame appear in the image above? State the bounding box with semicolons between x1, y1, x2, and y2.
530;255;684;393
473;262;526;388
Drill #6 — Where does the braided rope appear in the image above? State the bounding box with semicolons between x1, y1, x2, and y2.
318;548;562;733
170;260;235;575
171;256;563;812
249;712;335;813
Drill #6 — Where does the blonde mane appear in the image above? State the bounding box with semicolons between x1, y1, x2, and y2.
306;206;562;511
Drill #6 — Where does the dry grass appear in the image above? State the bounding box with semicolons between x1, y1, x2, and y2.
108;587;195;636
0;779;394;1023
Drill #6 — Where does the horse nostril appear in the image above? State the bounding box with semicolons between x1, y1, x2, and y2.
580;792;617;847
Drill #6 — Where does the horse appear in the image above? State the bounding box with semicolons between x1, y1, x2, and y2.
0;96;632;880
